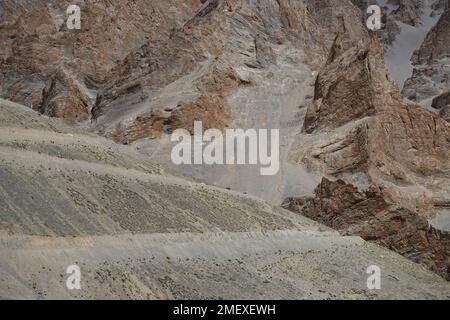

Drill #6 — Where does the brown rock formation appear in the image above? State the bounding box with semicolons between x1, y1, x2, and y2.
411;4;450;65
351;0;401;45
1;0;365;129
293;10;450;279
303;39;378;133
91;33;205;121
39;68;91;123
439;105;450;122
393;0;424;26
1;0;449;284
300;17;450;204
111;94;230;144
432;91;450;109
112;110;169;145
283;178;450;280
0;0;199;121
167;95;230;135
403;4;450;103
303;30;396;134
88;0;333;139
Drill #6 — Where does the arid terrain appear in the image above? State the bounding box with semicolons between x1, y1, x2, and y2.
0;0;449;299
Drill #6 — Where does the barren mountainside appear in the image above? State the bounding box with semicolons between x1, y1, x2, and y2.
0;0;449;299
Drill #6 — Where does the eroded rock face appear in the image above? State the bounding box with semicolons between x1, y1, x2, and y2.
110;94;231;144
112;110;169;144
283;178;450;280
0;0;200;121
402;4;450;103
1;0;449;284
432;91;450;109
0;0;370;136
440;106;450;122
292;9;450;279
303;36;383;133
411;4;450;64
393;0;424;26
91;33;205;121
167;95;230;134
0;0;329;139
39;68;91;123
305;0;368;47
91;0;329;137
351;0;429;46
300;13;450;206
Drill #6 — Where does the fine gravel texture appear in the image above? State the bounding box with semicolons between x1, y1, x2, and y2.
0;0;449;300
0;99;449;299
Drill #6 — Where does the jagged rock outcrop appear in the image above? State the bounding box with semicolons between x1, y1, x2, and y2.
299;15;450;203
402;3;450;103
91;33;205;121
351;0;402;45
0;0;200;121
283;178;450;280
110;93;231;144
303;36;383;133
393;0;424;26
166;95;230;134
351;0;446;94
432;91;450;109
305;0;367;50
39;68;92;122
112;109;169;144
1;0;367;128
291;13;450;279
0;0;450;300
91;0;330;137
439;106;450;122
432;0;449;14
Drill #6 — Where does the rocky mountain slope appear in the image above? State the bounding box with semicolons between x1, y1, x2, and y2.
0;0;449;298
350;0;446;94
403;2;450;110
0;0;201;121
2;98;449;299
285;12;450;279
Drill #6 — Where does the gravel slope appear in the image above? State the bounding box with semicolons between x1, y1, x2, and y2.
0;99;449;299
